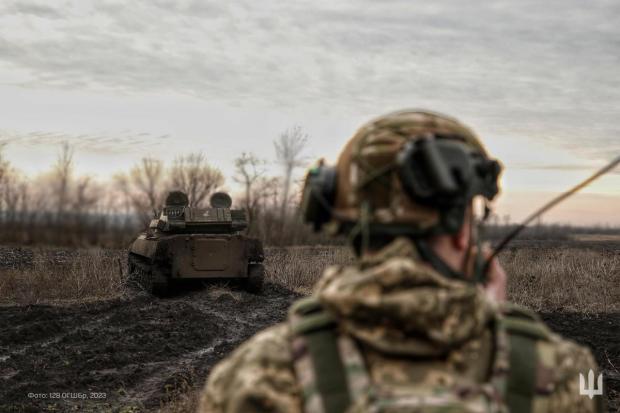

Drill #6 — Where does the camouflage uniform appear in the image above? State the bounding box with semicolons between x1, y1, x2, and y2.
199;238;601;413
199;111;603;413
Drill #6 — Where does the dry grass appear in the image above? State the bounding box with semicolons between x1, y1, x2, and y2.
265;246;354;294
0;244;617;314
265;245;619;313
1;243;617;412
157;390;200;413
503;247;619;313
205;284;242;302
0;248;126;305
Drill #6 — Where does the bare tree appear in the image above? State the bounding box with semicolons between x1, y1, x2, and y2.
274;126;308;224
0;144;7;186
252;176;280;239
0;168;29;243
170;153;224;207
3;172;21;217
1;165;20;221
73;176;98;214
234;152;266;231
112;173;132;215
111;172;141;233
0;144;10;214
129;157;164;219
52;142;74;217
0;145;30;241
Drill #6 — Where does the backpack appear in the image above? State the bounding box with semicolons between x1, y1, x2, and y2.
289;296;563;413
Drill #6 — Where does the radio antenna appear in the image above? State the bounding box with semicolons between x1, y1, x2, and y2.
485;156;620;268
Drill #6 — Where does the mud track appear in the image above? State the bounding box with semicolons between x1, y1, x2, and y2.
1;288;618;412
0;284;299;412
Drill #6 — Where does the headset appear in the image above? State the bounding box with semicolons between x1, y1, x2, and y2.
302;134;502;235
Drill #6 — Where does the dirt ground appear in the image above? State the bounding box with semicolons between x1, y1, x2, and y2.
0;284;299;412
0;242;618;412
1;290;618;412
541;312;620;411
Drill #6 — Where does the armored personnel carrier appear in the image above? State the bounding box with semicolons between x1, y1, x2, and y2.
127;191;264;295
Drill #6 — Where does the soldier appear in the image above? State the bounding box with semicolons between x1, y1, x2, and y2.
199;110;603;413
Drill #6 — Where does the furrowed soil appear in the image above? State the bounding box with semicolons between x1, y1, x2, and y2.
1;244;618;412
2;292;618;412
0;284;300;412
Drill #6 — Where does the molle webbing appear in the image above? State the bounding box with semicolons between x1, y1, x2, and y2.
502;306;551;413
506;332;538;413
290;297;351;413
291;297;558;413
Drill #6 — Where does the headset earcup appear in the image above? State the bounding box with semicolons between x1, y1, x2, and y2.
301;166;337;231
397;138;470;207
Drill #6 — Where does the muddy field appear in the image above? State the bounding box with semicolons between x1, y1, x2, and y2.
0;284;299;412
0;244;618;412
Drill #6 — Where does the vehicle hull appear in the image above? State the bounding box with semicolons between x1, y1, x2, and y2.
129;233;263;280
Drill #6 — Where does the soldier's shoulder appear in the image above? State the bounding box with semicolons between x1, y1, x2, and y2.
503;302;597;373
543;328;602;411
503;303;601;411
199;323;302;413
546;327;598;382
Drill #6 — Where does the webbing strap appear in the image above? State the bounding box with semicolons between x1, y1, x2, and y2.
506;326;538;413
291;297;352;413
304;323;351;413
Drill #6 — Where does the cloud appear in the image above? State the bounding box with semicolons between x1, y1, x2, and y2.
0;129;172;155
4;2;63;19
0;0;618;163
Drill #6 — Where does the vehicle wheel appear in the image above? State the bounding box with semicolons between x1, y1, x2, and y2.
127;260;153;294
244;264;264;294
127;254;169;295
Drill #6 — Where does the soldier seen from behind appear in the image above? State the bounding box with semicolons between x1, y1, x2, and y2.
199;110;603;413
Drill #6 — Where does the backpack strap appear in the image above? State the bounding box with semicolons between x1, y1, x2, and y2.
501;304;552;413
290;297;564;413
289;297;352;413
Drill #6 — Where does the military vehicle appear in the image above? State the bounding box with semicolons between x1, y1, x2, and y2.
127;191;265;295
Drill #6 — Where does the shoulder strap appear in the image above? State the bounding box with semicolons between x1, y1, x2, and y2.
290;297;352;413
502;304;551;413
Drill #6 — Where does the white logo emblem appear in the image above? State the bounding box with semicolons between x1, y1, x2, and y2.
579;370;603;399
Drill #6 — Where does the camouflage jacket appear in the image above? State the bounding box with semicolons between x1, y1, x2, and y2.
199;238;602;413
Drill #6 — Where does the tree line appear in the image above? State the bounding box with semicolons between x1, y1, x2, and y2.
0;126;339;247
1;129;616;248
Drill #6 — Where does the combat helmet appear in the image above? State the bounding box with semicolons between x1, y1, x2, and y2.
301;110;502;240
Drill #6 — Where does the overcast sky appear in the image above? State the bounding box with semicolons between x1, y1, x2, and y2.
0;0;618;225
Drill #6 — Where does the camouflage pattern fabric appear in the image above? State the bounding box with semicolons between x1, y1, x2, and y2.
199;237;601;413
326;110;494;233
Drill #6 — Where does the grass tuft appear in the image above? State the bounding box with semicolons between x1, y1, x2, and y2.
0;245;617;314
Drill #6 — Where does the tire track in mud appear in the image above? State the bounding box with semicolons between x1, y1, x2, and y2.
0;283;299;412
1;283;618;412
3;311;118;363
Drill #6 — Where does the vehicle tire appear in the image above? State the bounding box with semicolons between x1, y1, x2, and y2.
244;264;264;294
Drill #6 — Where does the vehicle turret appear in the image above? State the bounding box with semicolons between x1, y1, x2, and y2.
128;191;264;295
149;191;248;234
